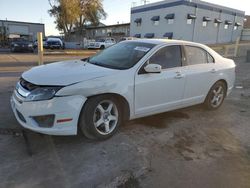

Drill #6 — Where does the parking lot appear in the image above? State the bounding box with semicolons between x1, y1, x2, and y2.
0;52;250;188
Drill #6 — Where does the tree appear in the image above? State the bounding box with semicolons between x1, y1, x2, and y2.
48;0;107;37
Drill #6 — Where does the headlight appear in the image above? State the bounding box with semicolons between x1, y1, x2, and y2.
28;44;33;47
14;44;19;47
25;87;62;102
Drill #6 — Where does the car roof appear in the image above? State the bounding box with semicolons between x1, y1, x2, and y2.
124;38;223;60
126;38;204;46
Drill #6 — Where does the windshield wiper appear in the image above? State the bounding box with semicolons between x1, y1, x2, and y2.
89;61;124;70
81;57;89;62
89;60;101;66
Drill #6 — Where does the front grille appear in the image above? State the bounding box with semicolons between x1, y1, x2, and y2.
16;110;26;123
20;78;39;91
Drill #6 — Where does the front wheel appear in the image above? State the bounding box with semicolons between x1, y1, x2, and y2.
204;81;227;110
79;95;122;140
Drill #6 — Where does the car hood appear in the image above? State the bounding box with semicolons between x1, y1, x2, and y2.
22;60;118;86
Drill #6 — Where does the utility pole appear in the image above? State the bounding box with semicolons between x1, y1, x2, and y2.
142;0;150;5
131;2;136;7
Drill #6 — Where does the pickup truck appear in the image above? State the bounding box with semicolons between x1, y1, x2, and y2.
88;38;116;49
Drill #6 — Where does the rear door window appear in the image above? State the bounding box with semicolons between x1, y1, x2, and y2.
184;46;208;65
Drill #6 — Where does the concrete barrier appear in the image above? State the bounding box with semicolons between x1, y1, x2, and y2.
210;42;250;58
241;29;250;41
64;42;83;49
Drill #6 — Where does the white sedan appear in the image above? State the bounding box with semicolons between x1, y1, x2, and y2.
11;39;235;140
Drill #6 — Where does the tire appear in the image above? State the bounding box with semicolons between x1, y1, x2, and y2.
100;45;105;49
204;81;227;110
79;95;122;140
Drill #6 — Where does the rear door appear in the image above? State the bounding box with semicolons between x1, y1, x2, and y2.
182;45;217;105
134;45;187;116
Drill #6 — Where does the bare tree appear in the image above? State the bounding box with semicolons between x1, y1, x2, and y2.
48;0;107;37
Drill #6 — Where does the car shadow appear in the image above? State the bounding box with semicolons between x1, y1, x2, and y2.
19;105;205;156
129;110;190;129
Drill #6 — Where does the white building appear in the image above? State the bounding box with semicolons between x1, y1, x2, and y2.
130;0;245;44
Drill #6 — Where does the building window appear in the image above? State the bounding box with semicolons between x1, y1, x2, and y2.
187;19;192;24
202;17;211;27
165;14;175;24
168;19;174;24
102;29;106;34
153;21;159;26
202;22;207;27
234;22;242;30
144;33;154;38
163;32;173;39
151;16;160;26
134;34;141;38
187;14;196;24
224;20;232;30
134;18;142;27
214;18;222;28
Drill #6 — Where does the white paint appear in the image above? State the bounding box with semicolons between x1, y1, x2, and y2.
11;39;236;136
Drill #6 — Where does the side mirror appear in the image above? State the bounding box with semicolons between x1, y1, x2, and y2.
144;64;162;73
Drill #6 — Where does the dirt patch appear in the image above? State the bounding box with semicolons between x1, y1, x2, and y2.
154;126;244;162
163;129;197;161
117;174;141;188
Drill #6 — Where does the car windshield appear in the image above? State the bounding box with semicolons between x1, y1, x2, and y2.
88;42;155;70
96;39;105;42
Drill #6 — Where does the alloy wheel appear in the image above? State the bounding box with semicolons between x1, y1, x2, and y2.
93;100;118;135
210;85;224;108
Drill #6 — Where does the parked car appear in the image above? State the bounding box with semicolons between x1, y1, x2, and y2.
10;39;34;52
11;39;235;140
45;38;64;49
119;37;137;42
88;38;116;49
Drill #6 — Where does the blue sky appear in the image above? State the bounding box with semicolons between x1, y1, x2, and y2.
0;0;248;36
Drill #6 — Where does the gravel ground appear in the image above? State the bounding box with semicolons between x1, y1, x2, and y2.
0;54;249;188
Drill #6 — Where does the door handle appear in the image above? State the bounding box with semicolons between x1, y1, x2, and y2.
174;71;184;79
210;68;217;73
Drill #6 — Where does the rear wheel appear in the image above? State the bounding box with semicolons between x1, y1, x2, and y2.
79;95;122;140
100;45;105;49
204;81;227;110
